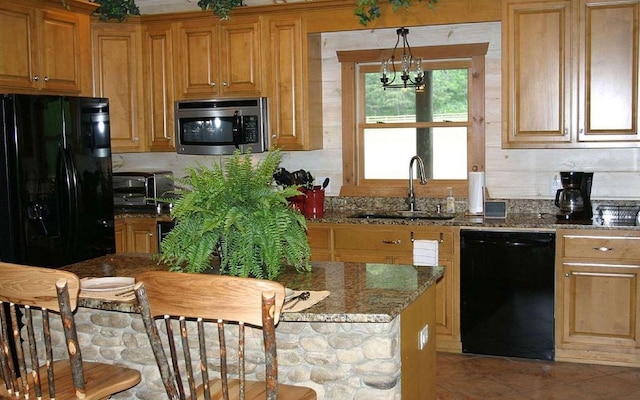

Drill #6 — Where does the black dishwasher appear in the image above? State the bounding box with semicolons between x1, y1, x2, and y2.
460;230;555;361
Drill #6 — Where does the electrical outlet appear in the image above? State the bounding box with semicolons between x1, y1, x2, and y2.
418;324;429;350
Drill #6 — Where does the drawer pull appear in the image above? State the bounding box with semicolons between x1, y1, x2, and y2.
594;246;613;252
382;239;402;245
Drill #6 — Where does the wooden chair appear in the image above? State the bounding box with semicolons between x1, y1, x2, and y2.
134;271;317;400
0;261;141;399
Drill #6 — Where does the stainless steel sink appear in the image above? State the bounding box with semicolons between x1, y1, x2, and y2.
349;210;456;220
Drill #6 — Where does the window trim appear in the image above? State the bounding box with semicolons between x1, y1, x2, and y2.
337;43;488;198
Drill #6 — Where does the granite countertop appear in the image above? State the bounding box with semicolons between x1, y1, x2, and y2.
61;254;444;323
309;210;640;230
116;209;640;231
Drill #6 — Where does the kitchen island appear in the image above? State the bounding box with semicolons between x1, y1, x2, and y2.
59;254;443;400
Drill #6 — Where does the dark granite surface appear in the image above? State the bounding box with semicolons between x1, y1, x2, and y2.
61;254;444;323
117;209;639;231
310;210;640;230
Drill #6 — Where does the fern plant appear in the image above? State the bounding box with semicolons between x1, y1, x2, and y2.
157;149;311;280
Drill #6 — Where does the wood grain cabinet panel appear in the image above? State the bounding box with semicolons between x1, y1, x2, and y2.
556;229;640;367
0;0;92;94
92;22;145;153
579;0;640;143
174;17;261;99
143;22;176;152
306;222;332;261
114;218;126;254
116;217;158;254
503;0;640;148
502;0;573;147
264;16;323;150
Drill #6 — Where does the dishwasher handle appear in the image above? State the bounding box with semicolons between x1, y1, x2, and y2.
463;238;553;247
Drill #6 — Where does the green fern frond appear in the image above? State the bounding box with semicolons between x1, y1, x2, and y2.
157;148;311;279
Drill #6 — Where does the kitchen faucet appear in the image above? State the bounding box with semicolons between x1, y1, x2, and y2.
407;155;427;211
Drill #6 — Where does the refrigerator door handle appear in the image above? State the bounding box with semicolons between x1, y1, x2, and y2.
57;147;80;256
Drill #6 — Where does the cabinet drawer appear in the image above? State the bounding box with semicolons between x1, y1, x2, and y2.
562;235;640;261
334;227;413;252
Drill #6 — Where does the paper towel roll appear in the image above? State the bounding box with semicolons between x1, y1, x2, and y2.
469;172;485;214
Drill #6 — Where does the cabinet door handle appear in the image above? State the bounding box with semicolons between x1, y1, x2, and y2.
209;82;216;87
382;239;401;245
33;75;39;81
594;246;613;252
565;273;569;277
43;76;49;82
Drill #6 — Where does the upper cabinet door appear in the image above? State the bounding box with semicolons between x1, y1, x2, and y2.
39;9;83;92
143;22;176;152
92;23;145;153
175;17;261;99
0;1;91;94
502;0;574;147
0;3;38;90
265;16;323;150
218;20;261;95
578;0;640;143
175;20;219;97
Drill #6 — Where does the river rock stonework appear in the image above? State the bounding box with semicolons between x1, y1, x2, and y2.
30;308;402;400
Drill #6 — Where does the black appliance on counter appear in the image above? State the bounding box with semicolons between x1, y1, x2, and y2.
554;171;593;222
0;94;115;267
460;229;556;361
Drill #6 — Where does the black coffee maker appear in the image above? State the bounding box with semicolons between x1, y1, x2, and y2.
554;171;593;222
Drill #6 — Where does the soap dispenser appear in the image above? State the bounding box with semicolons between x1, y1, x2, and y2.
446;187;456;214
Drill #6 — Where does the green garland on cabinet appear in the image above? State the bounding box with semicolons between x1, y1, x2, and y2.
90;0;140;21
355;0;439;25
77;0;439;24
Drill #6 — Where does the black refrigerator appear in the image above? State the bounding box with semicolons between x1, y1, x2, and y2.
0;94;115;268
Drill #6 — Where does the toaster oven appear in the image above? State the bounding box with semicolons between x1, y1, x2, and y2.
113;171;174;210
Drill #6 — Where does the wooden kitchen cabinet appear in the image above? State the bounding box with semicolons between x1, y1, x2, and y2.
115;217;158;254
306;222;332;261
502;0;640;148
264;16;323;150
329;223;460;352
92;21;146;153
174;17;262;99
114;218;126;253
556;229;640;367
0;0;94;95
143;21;176;152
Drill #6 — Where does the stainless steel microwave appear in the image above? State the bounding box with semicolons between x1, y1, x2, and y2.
175;97;269;155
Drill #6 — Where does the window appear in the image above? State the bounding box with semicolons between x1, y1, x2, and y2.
338;43;488;198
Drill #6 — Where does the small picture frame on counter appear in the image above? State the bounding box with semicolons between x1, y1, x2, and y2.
484;200;507;219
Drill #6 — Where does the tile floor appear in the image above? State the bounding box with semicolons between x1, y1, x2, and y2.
436;352;640;399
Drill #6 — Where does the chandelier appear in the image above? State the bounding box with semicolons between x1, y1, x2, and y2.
380;27;424;90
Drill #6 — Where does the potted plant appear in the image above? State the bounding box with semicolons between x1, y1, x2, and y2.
156;149;311;280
